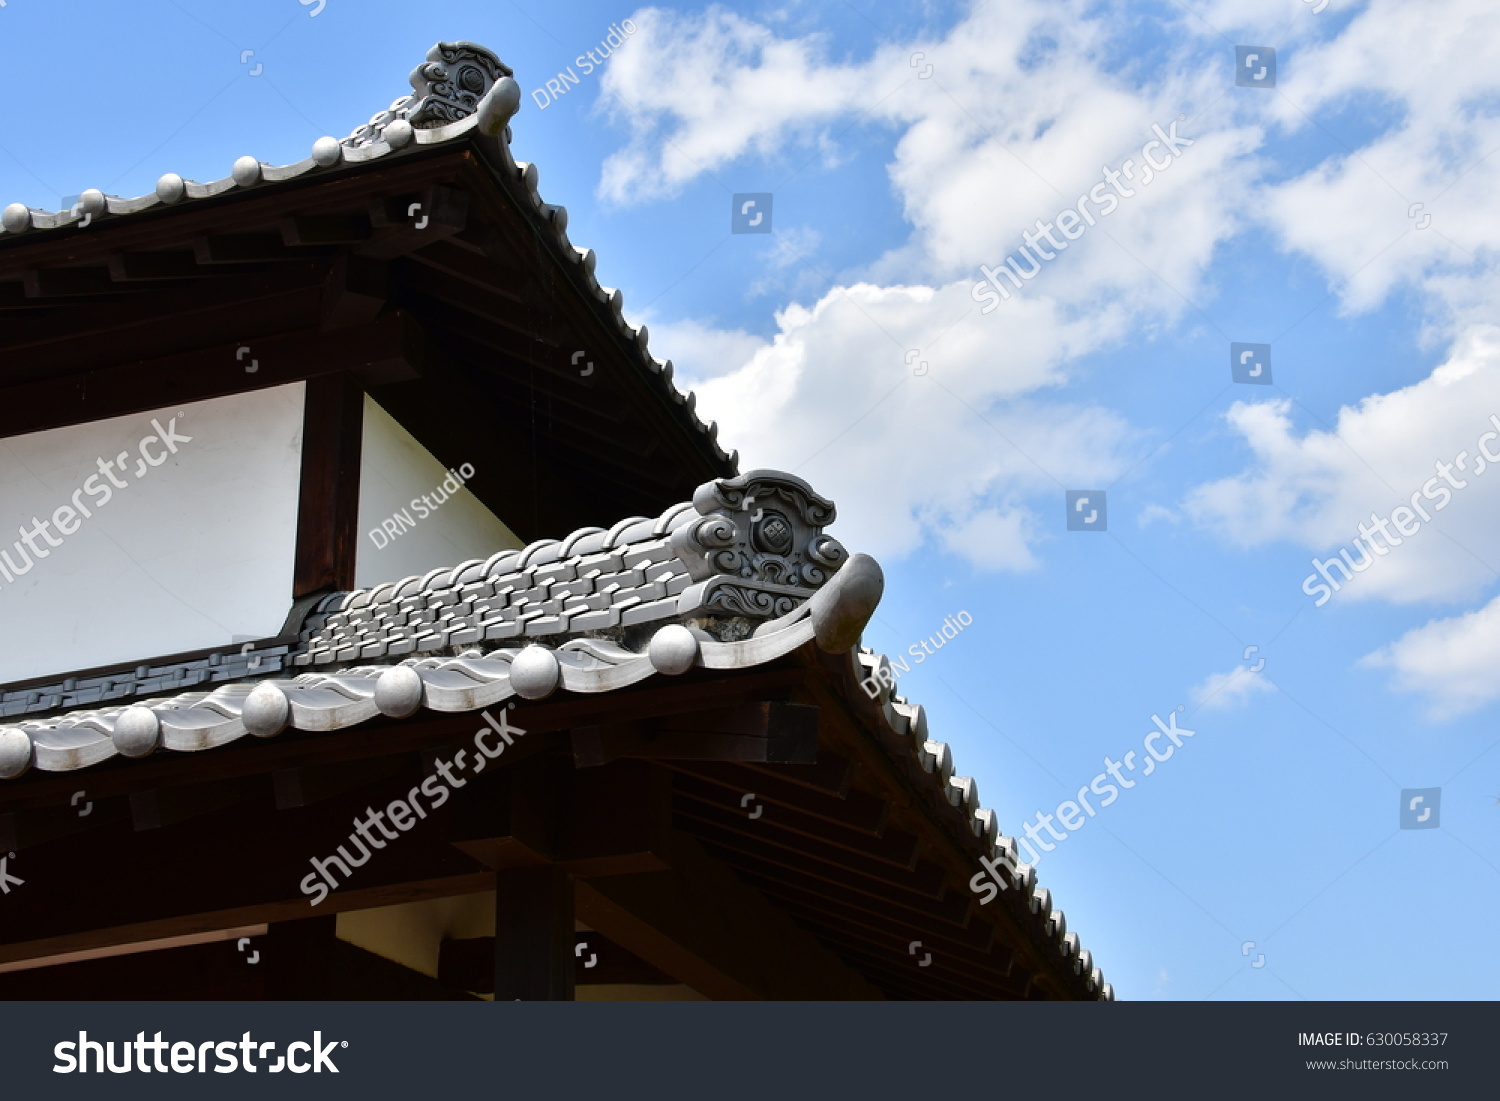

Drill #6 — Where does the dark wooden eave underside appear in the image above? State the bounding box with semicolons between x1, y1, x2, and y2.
0;142;733;539
0;653;1092;1001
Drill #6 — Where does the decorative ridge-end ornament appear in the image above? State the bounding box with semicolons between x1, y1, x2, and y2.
344;41;514;149
672;470;849;619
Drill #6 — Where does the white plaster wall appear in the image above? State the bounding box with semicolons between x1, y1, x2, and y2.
355;396;522;589
0;384;305;683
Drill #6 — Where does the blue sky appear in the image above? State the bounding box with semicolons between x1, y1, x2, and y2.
3;0;1498;1001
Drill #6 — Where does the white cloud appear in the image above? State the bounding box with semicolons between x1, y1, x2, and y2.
601;2;1266;569
690;280;1135;566
598;6;874;205
1138;504;1180;528
1257;0;1500;338
746;224;826;299
603;0;1499;600
609;2;1259;293
1363;593;1500;718
1184;325;1500;604
1190;666;1277;712
638;316;766;387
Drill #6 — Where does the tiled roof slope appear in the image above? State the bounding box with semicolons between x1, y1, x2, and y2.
0;470;858;767
0;41;737;471
0;468;1110;999
846;648;1112;1001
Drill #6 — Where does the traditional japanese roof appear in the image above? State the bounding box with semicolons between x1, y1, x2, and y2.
0;44;1109;1001
0;469;1110;1000
0;469;859;761
0;41;732;533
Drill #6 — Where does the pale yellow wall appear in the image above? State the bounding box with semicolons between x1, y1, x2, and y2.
337;891;495;979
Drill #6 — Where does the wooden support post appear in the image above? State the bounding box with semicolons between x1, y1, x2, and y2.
493;865;574;1001
293;371;364;597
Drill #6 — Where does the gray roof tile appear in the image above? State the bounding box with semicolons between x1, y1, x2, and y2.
0;463;1104;995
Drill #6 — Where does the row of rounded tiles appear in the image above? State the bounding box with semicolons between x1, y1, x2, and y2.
0;625;1107;997
0;621;815;778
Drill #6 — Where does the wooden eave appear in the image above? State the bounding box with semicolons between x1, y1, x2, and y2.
0;138;734;539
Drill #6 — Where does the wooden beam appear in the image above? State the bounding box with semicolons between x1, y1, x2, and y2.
690;834;973;926
0;760;496;965
662;758;886;835
293;371;364;597
494;865;574;1000
107;250;202;282
406;235;532;296
358;185;470;260
0;262;325;367
263;916;478;1000
0;310;420;441
194;233;319;265
0;915;476;999
0;150;469;277
24;267;146;298
741;751;856;798
440;930;674;993
765;902;1021;997
0;923;265;975
678;811;950;900
0;796;131;853
281;214;372;247
572;702;819;767
655;701;819;764
736;868;996;953
397;259;566;349
129;773;264;831
448;756;671;878
320;254;389;330
446;759;554;872
273;755;408;810
670;772;919;869
574;829;883;1000
558;760;671;876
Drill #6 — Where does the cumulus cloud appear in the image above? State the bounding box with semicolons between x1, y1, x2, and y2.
598;6;874;205
1185;326;1500;604
689;280;1136;564
1258;0;1500;337
1363;594;1500;718
639;316;766;387
599;1;1264;569
1190;665;1277;712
